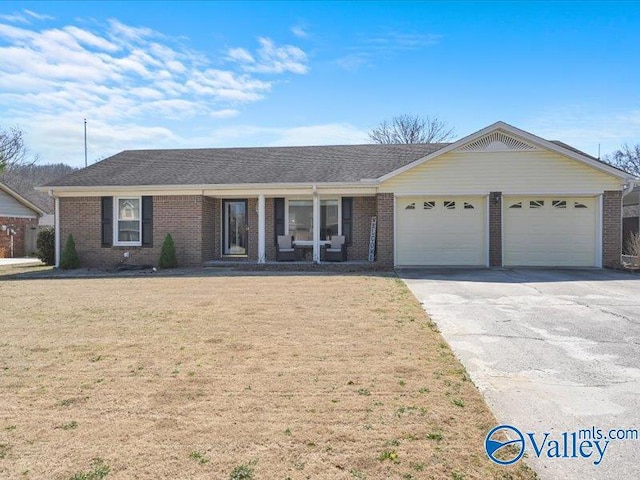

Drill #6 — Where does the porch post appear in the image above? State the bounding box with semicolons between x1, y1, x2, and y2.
257;194;266;263
313;187;321;262
54;196;60;268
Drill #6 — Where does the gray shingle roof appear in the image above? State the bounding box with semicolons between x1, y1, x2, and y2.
46;143;449;187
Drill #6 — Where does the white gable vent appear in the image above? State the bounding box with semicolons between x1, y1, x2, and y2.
458;131;537;152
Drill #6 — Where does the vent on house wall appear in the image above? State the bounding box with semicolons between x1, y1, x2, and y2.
457;131;537;152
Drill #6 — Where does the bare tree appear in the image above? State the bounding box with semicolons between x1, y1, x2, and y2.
0;126;37;173
604;143;640;176
369;114;455;144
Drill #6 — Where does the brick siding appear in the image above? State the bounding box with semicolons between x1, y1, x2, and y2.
201;196;216;262
603;190;622;268
265;198;276;261
375;193;394;267
59;196;204;268
0;216;38;258
489;192;502;267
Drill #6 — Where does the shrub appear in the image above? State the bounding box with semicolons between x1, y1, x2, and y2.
36;227;55;265
626;232;640;256
60;234;80;270
158;233;178;269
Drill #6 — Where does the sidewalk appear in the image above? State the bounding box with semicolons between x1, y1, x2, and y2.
0;257;43;266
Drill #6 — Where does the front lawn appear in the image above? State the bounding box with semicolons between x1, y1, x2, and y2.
0;273;535;479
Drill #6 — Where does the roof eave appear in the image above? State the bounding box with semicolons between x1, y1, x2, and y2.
37;180;382;195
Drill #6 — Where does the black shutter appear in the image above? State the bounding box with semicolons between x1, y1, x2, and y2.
274;198;285;244
142;196;153;247
101;196;113;247
342;197;353;246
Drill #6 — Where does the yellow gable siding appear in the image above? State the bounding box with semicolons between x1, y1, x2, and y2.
380;150;622;195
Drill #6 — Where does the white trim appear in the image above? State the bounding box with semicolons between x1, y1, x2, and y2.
337;196;343;237
393;195;397;267
312;191;320;262
113;196;142;247
54;197;60;268
596;194;603;268
487;195;492;267
40;182;380;197
257;194;265;263
377;121;634;183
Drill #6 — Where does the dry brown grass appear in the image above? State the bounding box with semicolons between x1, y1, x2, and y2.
0;273;536;480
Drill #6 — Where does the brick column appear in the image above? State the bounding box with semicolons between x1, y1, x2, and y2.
489;192;502;267
376;193;394;268
602;190;622;268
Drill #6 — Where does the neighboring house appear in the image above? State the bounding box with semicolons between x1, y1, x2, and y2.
41;122;635;269
0;182;45;258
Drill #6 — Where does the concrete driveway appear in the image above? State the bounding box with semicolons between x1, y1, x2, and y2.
400;268;640;480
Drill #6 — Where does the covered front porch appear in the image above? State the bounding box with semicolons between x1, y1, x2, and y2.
202;185;380;265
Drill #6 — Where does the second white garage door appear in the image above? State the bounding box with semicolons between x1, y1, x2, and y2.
503;196;598;267
396;196;486;266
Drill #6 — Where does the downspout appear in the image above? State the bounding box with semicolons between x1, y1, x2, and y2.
49;190;60;268
622;179;638;198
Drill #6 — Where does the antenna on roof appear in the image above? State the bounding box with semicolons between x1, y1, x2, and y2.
84;118;88;168
598;143;601;160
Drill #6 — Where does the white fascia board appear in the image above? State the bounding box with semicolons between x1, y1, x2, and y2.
39;182;380;197
377;121;634;183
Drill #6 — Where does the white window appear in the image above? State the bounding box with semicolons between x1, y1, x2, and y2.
287;198;340;243
115;197;141;245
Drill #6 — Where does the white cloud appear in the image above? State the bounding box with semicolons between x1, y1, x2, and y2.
209;109;240;119
107;18;154;42
64;25;119;52
0;13;30;25
227;47;254;64
227;37;309;74
525;107;640;157
23;10;55;21
336;30;442;71
0;9;53;25
291;25;309;38
0;18;310;164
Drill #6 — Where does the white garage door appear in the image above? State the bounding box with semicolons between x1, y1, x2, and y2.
396;196;486;266
503;196;598;267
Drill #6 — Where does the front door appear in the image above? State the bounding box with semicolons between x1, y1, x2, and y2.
223;200;248;255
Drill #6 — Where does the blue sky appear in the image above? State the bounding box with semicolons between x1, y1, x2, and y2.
0;1;638;167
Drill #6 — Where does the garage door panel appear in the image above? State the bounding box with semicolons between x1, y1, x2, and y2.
396;196;486;266
504;196;597;267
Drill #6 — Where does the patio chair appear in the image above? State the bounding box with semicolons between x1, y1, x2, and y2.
324;235;347;262
277;235;296;261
